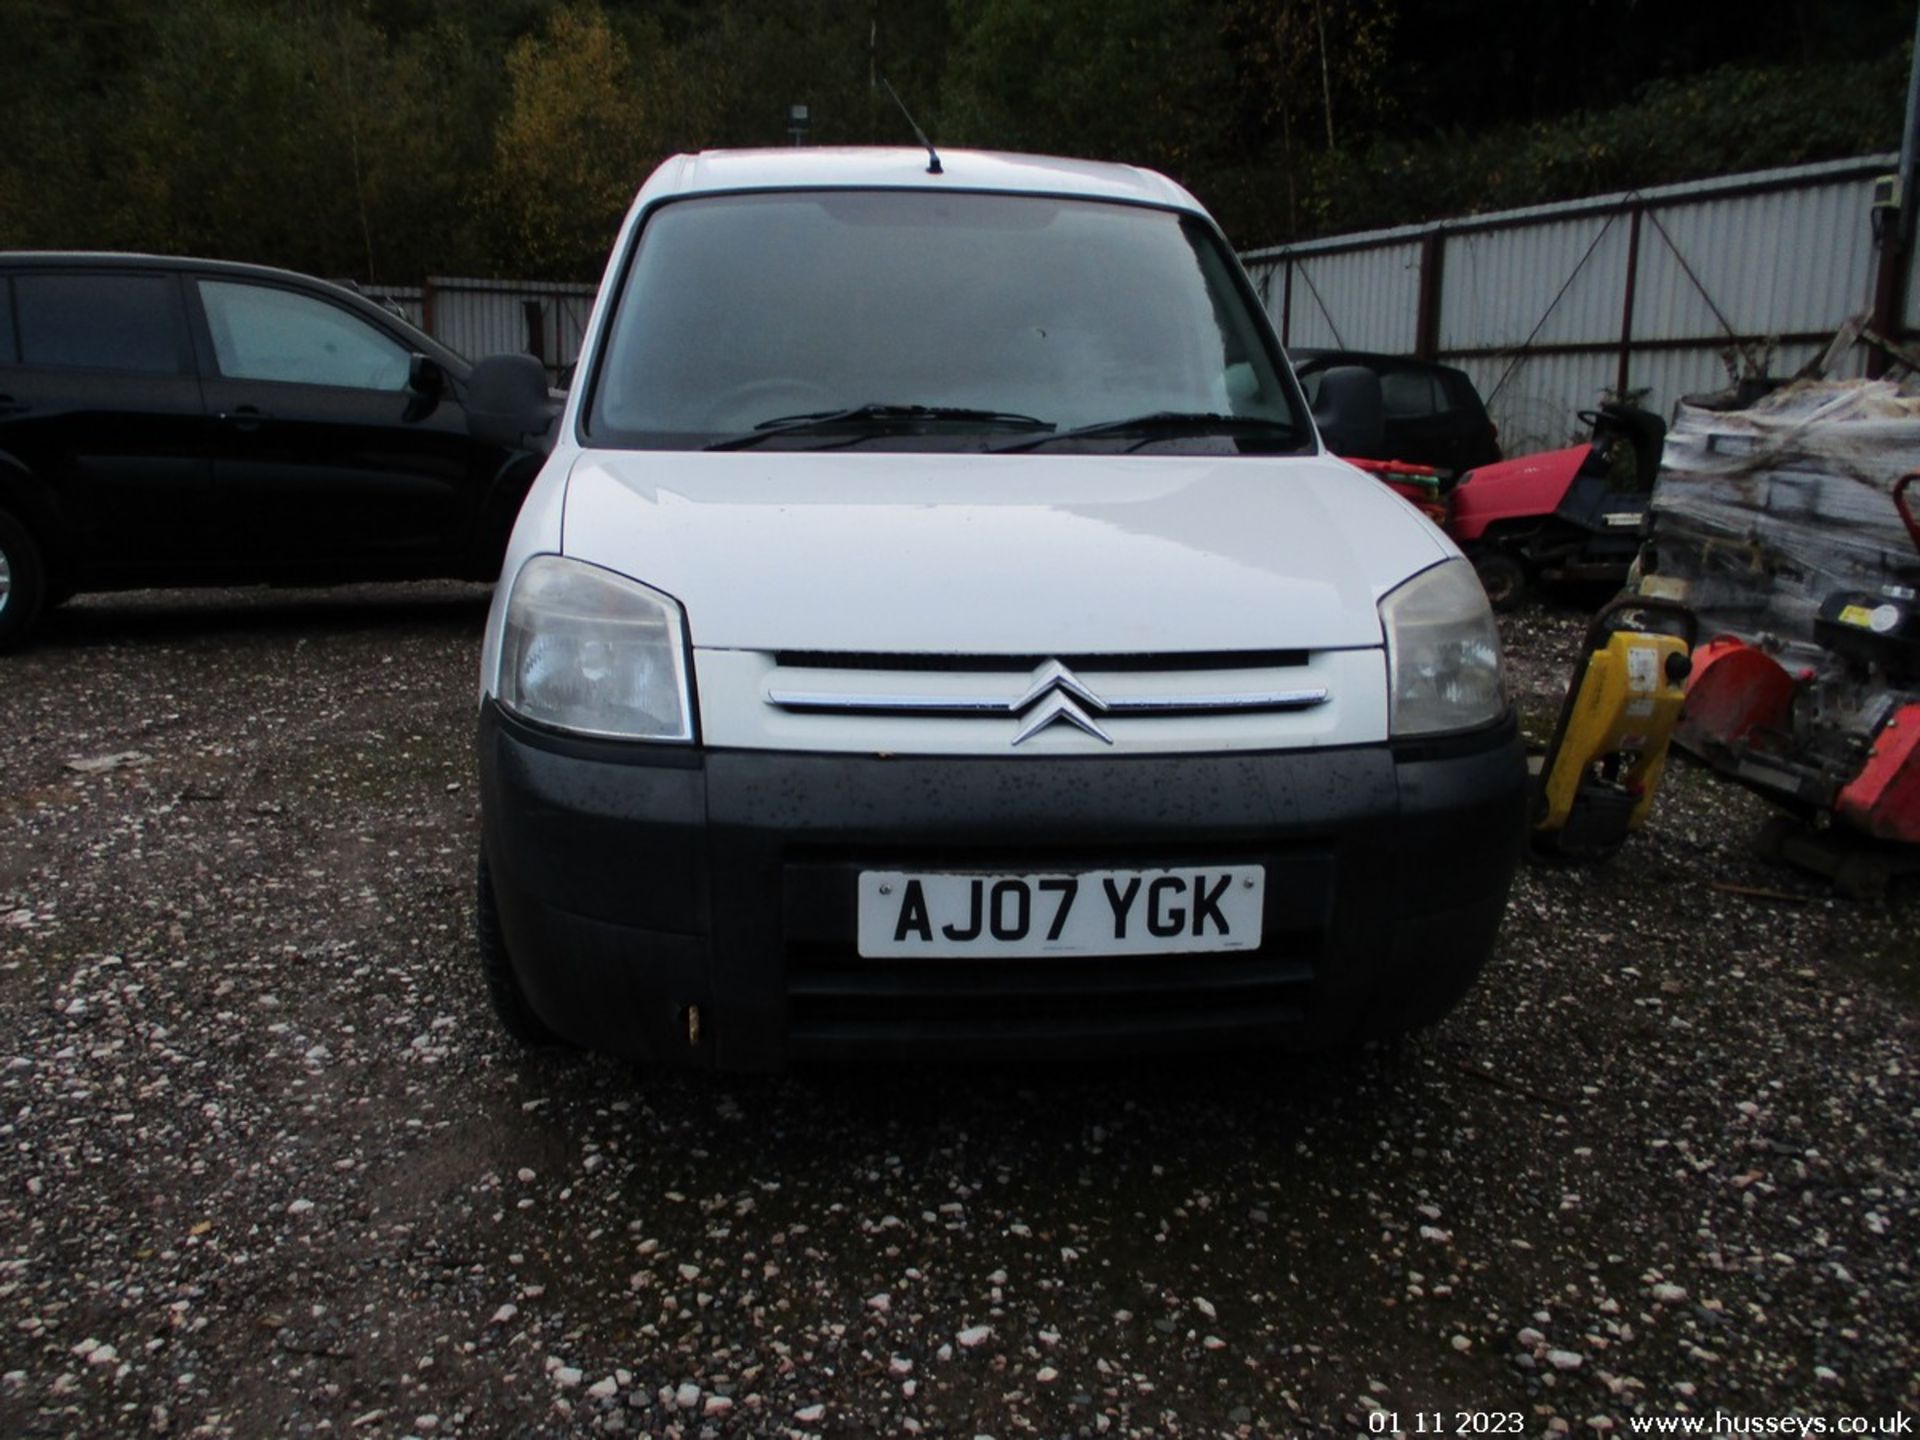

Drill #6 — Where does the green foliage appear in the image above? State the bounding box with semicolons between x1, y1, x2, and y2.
1229;50;1911;244
942;0;1235;174
691;1;937;148
121;2;378;272
0;0;1907;278
0;0;508;279
489;5;668;276
0;0;162;250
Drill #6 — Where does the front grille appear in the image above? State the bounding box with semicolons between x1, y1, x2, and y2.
785;940;1318;1036
764;653;1331;723
692;646;1377;755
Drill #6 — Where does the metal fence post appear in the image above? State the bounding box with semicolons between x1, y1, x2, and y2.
1615;206;1643;400
1415;229;1445;361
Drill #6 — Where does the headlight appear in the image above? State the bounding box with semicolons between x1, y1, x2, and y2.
1380;559;1505;736
497;555;694;741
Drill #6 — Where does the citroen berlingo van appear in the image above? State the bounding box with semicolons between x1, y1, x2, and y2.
473;147;1527;1069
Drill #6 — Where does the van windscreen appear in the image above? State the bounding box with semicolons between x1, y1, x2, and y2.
585;190;1302;452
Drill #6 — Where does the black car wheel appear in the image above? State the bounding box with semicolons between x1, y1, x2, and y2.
476;857;559;1047
0;508;47;653
1470;549;1527;612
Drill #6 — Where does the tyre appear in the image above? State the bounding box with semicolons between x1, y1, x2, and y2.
476;857;559;1047
1469;549;1527;612
0;508;47;653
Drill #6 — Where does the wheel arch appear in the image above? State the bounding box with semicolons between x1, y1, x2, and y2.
470;450;545;581
0;455;78;590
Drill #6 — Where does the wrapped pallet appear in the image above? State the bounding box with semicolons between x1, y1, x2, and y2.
1648;380;1920;662
1645;380;1920;845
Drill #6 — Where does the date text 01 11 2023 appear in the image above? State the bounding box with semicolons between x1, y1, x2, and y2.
1368;1414;1527;1436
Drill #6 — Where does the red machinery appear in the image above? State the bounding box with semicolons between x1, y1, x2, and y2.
1679;614;1920;847
1343;456;1448;525
1663;451;1920;869
1352;404;1666;610
1361;380;1920;888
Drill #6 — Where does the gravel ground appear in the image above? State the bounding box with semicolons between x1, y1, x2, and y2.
0;582;1914;1440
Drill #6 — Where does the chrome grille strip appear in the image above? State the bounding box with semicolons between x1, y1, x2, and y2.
772;648;1309;673
766;691;1014;714
766;687;1331;716
1100;690;1331;712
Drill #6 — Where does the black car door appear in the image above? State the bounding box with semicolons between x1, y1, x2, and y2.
190;276;473;572
0;269;215;572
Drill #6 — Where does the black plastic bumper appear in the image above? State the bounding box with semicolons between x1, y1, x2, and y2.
477;702;1528;1070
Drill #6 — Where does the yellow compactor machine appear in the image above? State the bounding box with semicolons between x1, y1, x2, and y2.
1531;594;1696;859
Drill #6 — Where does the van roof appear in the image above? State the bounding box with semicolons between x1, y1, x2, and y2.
644;147;1204;214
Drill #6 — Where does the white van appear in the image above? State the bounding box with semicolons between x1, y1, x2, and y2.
473;147;1526;1069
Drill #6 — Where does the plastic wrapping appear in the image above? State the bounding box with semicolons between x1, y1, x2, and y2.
1648;380;1920;673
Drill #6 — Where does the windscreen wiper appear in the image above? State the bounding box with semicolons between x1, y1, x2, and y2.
705;403;1052;451
986;411;1300;454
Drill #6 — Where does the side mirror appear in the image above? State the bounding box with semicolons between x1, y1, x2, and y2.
1309;365;1386;459
467;353;556;448
408;352;447;397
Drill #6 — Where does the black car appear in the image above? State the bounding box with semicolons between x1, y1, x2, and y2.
1291;348;1501;473
0;253;556;649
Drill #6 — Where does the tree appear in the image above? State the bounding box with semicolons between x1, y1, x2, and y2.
0;0;165;249
90;0;503;281
488;3;682;278
116;1;367;272
1215;0;1397;235
941;0;1234;176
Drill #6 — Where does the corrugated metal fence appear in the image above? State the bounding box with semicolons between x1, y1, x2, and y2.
357;160;1912;428
363;276;598;382
1241;155;1913;456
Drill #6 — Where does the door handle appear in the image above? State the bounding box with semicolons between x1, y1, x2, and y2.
0;395;28;418
219;406;271;431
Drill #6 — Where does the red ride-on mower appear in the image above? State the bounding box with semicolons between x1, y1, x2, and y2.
1448;403;1667;611
1315;369;1666;612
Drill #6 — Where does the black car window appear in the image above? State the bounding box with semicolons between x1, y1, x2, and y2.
14;273;185;374
0;279;15;364
1380;367;1443;420
199;280;409;391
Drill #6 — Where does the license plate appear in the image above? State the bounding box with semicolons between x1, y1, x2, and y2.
856;865;1265;958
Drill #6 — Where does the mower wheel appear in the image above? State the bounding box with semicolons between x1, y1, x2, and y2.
1470;550;1527;612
